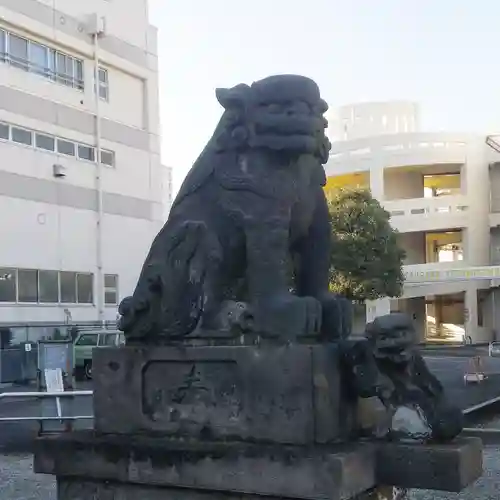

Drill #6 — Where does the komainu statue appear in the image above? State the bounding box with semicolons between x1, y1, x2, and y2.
343;313;464;443
119;75;352;344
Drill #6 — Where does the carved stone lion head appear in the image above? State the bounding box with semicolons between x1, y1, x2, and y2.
214;75;331;164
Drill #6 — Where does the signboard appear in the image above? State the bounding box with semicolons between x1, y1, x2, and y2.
37;340;73;389
44;368;64;393
404;266;500;284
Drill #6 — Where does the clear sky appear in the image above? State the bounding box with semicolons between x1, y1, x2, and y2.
149;0;500;190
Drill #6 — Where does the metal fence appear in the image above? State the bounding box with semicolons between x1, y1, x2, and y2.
0;321;116;384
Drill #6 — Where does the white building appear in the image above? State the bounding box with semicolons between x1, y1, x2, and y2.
0;0;170;325
325;101;500;344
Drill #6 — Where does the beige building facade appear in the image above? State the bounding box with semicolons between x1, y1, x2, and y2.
326;101;500;344
0;0;170;325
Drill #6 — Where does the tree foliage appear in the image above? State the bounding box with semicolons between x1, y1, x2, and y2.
327;187;406;302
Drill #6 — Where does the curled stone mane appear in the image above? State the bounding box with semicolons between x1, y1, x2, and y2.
213;75;332;163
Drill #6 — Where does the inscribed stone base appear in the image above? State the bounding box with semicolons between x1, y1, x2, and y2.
92;344;357;445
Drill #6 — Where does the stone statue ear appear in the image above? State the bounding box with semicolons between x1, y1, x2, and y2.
216;84;251;109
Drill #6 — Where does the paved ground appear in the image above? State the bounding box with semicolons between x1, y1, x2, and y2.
425;356;500;410
0;446;499;499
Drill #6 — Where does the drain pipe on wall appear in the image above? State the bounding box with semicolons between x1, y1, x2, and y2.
88;15;106;324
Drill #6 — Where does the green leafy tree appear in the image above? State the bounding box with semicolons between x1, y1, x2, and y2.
327;187;406;301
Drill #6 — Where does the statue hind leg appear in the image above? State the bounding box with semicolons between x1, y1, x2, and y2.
118;220;222;344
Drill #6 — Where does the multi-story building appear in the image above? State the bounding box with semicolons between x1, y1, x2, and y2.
325;101;500;344
0;0;170;326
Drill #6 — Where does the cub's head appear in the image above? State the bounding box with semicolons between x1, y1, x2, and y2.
214;75;331;164
365;313;417;365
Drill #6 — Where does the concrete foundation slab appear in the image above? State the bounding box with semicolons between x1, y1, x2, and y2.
34;431;377;499
376;437;483;492
34;432;482;499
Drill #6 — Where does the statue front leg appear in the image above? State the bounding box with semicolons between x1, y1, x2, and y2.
245;215;322;340
294;189;352;340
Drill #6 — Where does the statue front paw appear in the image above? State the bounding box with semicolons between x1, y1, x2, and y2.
256;293;322;340
316;292;352;340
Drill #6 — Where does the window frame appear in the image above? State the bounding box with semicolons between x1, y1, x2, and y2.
0;122;10;141
17;269;38;303
35;132;56;152
104;274;119;305
0;267;104;305
77;143;96;162
0;268;17;303
38;269;60;304
8;32;29;71
100;149;115;167
57;138;76;157
75;334;98;347
98;333;118;347
60;271;77;304
0;29;6;62
0;119;116;167
94;67;109;101
11;126;33;146
0;27;84;91
76;272;94;304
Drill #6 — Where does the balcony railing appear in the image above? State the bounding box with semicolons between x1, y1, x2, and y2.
328;132;469;161
383;195;468;219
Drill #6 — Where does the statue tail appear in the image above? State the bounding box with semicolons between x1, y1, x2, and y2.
118;221;221;343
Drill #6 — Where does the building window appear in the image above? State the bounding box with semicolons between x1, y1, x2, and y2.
57;138;75;156
96;67;109;101
0;268;16;302
17;269;38;303
29;41;49;77
104;274;118;305
0;119;116;167
38;270;59;303
35;133;55;152
78;144;95;162
1;28;84;91
54;51;83;89
76;273;93;304
0;29;6;61
0;122;9;140
60;271;77;303
9;34;29;70
0;267;101;304
100;149;115;167
11;127;32;146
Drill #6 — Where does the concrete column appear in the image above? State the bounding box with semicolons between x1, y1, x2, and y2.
464;286;478;343
370;167;385;201
463;140;490;266
366;298;391;322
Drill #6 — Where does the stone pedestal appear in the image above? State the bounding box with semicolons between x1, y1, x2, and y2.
33;345;483;499
92;344;357;445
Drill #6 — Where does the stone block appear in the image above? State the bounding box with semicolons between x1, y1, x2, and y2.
92;344;356;445
35;431;377;499
375;437;483;491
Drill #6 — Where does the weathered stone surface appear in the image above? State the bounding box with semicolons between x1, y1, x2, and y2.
56;479;290;500
35;431;376;500
375;437;483;492
93;344;356;445
118;75;353;345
